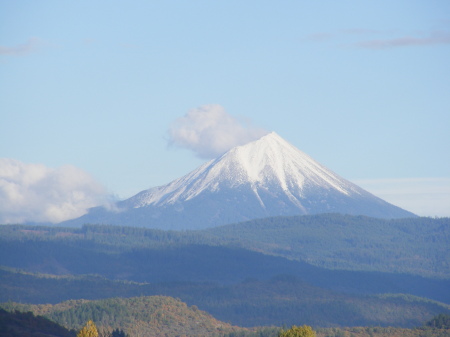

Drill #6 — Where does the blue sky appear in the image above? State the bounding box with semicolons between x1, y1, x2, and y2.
1;1;449;222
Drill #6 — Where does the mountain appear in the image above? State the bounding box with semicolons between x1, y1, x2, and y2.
62;132;415;229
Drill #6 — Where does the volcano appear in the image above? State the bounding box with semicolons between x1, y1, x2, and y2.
62;132;415;229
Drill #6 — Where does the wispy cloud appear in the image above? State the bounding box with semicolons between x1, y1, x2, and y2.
0;159;109;224
305;32;335;42
168;104;269;159
355;32;450;49
341;28;382;35
303;29;450;50
82;38;97;46
354;177;450;217
0;37;43;56
303;28;382;44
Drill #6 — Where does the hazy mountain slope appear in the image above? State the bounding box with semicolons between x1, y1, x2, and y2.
204;214;450;278
2;272;449;328
1;219;450;328
62;133;415;229
1;225;449;304
4;214;450;279
3;215;449;280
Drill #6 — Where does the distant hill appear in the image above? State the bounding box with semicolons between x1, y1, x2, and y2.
204;214;450;278
60;133;415;230
0;296;243;337
3;297;448;337
0;308;75;337
1;277;449;329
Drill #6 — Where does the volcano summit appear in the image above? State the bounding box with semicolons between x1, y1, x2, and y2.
62;132;415;229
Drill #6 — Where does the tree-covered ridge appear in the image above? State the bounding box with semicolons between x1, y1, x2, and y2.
2;299;449;337
1;269;449;328
315;326;450;337
315;315;450;337
205;214;450;278
0;222;216;249
1;232;449;305
1;296;242;337
1;214;448;278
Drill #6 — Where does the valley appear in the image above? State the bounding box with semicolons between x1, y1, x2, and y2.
1;214;449;335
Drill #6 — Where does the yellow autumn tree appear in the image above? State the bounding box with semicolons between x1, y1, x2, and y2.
77;320;99;337
278;325;316;337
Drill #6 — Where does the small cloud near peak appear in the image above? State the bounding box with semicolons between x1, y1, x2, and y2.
168;104;269;159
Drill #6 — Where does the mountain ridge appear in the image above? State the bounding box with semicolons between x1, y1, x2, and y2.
1;217;449;328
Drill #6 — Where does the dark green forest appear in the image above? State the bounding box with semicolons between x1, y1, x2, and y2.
0;214;449;331
2;266;449;327
205;214;450;278
0;308;75;337
2;214;448;277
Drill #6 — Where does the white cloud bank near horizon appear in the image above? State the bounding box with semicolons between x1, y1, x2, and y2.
0;158;109;224
168;104;269;159
1;158;448;225
355;177;450;217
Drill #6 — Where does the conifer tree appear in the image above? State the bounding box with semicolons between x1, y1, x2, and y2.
77;320;99;337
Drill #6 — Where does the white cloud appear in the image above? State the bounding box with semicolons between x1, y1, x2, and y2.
354;177;450;217
168;104;269;159
0;158;109;224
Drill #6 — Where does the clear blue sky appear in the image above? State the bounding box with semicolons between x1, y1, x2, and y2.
1;1;449;223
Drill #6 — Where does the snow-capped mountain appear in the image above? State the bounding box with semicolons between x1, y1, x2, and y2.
62;132;416;229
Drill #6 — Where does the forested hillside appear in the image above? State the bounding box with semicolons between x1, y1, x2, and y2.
1;296;244;337
3;214;448;278
205;214;450;278
1;298;449;337
1;266;449;327
1;228;449;303
1;214;449;328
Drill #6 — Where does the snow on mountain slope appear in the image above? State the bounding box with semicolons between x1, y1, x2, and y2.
61;132;416;229
128;132;360;208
